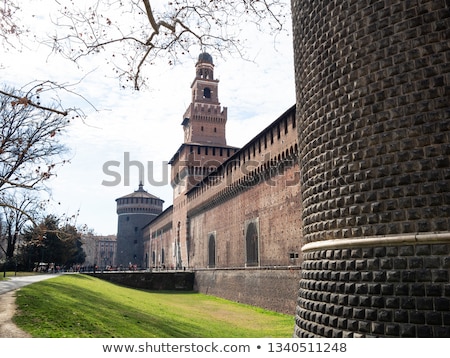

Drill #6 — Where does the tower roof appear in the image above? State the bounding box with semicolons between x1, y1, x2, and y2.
197;52;213;65
115;183;162;201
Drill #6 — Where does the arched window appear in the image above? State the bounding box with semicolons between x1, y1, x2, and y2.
203;87;211;98
208;234;216;268
245;221;259;266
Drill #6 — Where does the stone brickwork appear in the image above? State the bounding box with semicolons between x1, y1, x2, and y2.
296;236;450;337
88;272;195;291
187;161;302;269
292;0;450;337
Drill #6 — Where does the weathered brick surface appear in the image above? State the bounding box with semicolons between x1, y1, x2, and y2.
188;162;302;268
88;272;195;291
195;268;301;315
292;0;450;337
185;107;302;269
143;206;175;269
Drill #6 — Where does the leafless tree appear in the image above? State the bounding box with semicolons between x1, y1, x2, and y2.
0;82;77;117
0;87;70;195
2;1;288;110
0;192;41;261
0;1;95;117
0;0;22;47
49;0;289;90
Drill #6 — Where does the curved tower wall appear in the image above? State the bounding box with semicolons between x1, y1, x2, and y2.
116;185;163;268
292;0;450;337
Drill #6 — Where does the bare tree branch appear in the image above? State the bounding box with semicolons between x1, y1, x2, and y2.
0;89;68;116
46;0;289;90
0;87;70;194
0;0;23;48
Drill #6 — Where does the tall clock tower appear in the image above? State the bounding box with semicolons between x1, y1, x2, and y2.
182;52;227;145
169;52;239;269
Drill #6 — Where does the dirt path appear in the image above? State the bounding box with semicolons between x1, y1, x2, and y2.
0;290;31;338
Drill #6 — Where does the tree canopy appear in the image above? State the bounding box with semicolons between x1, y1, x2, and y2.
20;215;85;271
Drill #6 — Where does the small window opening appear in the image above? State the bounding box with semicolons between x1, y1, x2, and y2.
203;87;211;98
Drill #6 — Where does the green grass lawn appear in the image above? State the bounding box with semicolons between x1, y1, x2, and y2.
13;274;294;338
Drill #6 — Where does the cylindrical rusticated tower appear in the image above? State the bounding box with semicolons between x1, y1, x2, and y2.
116;183;163;268
291;0;450;337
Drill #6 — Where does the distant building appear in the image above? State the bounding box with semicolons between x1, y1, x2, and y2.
82;234;116;269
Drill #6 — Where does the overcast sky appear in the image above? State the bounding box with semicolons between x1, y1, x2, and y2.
1;1;296;235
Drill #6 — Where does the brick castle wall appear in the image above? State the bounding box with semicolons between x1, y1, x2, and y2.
291;0;450;337
186;106;302;314
186;106;302;271
195;268;302;315
88;272;195;291
146;106;303;314
187;161;302;268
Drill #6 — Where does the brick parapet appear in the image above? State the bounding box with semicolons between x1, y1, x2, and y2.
187;105;298;215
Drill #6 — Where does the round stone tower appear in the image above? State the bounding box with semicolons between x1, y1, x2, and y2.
115;183;163;269
292;1;450;337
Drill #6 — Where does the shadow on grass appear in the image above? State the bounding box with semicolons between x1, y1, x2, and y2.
14;275;213;337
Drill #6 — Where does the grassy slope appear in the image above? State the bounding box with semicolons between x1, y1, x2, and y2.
13;274;294;338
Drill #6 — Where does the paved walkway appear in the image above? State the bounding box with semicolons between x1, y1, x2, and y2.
0;274;58;295
0;274;58;338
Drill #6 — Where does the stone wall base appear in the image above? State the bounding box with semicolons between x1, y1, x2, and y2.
87;271;195;291
294;234;450;338
87;268;301;316
194;267;301;315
